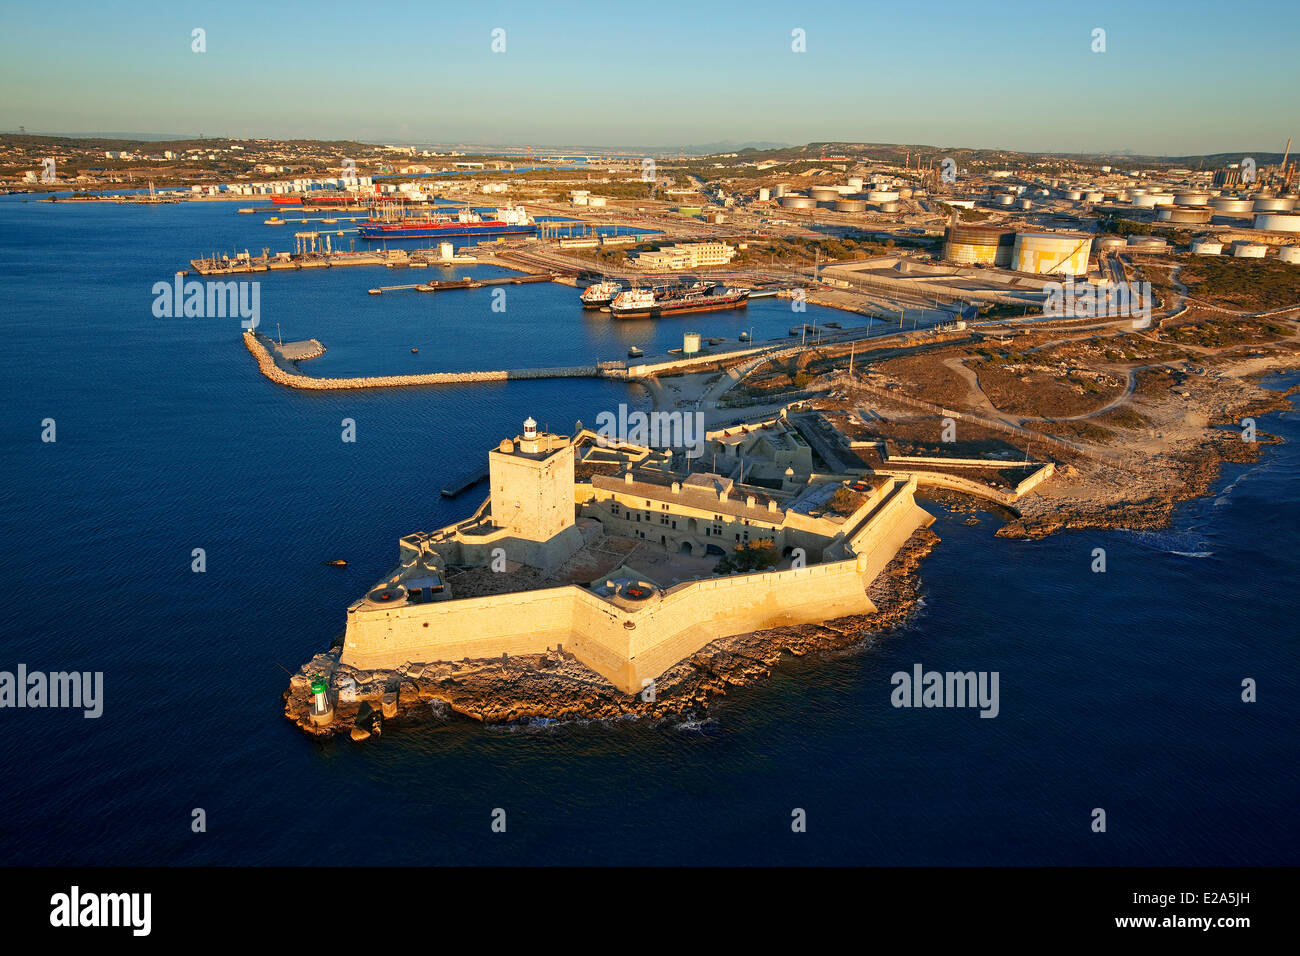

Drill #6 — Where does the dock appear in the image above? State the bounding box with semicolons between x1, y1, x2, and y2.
441;467;489;498
367;273;556;295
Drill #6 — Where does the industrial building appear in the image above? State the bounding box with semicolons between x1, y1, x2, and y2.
628;241;737;271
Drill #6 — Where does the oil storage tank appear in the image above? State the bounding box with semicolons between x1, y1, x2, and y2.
944;224;1017;267
1159;206;1213;224
1210;197;1254;215
1254;213;1300;232
1012;231;1093;275
1253;196;1297;212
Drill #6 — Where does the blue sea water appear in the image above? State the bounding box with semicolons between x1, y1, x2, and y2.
0;197;1295;866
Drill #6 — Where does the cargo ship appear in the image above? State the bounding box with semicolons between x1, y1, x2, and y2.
357;205;534;241
300;192;366;208
270;195;302;206
580;280;622;308
610;282;749;319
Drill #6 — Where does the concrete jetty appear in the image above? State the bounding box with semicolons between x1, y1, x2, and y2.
244;332;600;390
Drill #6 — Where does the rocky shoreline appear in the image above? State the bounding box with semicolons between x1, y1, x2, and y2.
284;528;940;738
998;379;1297;539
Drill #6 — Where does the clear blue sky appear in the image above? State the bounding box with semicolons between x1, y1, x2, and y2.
2;0;1296;154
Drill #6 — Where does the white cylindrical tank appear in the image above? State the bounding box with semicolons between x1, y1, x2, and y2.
1127;236;1168;251
780;195;817;209
683;332;701;355
1232;241;1267;258
439;241;454;259
994;194;1014;206
1012;231;1093;275
810;187;840;202
1132;194;1159;208
1085;190;1104;202
758;187;771;201
1159;206;1213;224
847;177;864;190
1191;239;1222;255
1067;189;1083;201
1148;192;1176;206
1254;213;1300;232
1277;245;1300;264
867;190;899;202
1017;199;1032;210
1253;196;1296;212
774;184;789;197
877;200;900;213
1174;191;1210;206
1211;197;1255;215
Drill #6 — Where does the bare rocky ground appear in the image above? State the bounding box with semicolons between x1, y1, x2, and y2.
285;529;939;738
1001;351;1299;538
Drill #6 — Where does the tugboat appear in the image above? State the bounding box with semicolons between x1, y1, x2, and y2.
410;348;419;354
580;280;622;309
627;345;644;358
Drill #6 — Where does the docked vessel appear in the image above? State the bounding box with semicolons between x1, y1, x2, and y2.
580;280;621;308
609;282;749;319
270;195;302;205
300;192;365;208
357;205;534;240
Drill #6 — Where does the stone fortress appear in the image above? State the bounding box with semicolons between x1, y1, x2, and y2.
333;413;936;700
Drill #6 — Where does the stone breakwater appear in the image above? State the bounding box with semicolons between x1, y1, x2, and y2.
243;331;600;390
284;529;939;737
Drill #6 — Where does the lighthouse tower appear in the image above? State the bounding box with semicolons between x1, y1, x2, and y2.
486;416;581;568
308;676;335;726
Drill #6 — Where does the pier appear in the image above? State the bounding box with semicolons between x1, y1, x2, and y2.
244;332;602;391
367;273;555;294
441;467;489;498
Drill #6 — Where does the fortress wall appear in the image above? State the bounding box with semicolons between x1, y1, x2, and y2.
340;482;935;694
872;468;1018;506
1013;462;1055;497
568;591;638;690
340;586;577;671
846;477;936;582
624;560;876;690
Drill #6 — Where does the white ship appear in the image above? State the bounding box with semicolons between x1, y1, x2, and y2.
580;280;622;308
